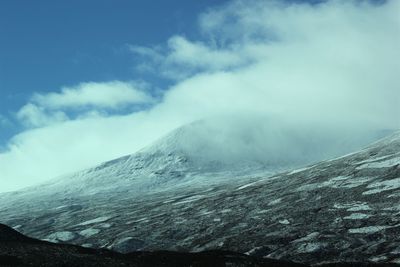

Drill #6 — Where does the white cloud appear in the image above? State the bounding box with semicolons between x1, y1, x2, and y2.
165;36;248;70
129;45;164;61
130;36;254;79
15;81;155;129
16;104;68;127
0;0;399;192
32;81;154;110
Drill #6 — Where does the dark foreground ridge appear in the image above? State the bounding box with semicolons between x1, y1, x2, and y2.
0;223;305;267
1;224;399;267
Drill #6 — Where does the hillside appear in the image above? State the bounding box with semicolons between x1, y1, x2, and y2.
0;130;399;265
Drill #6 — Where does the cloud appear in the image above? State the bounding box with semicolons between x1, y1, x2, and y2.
32;81;154;110
15;81;155;128
130;36;254;79
166;36;249;69
0;0;399;192
156;115;384;168
16;104;69;127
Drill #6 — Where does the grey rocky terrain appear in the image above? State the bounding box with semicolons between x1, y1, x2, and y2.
0;223;310;267
0;131;399;265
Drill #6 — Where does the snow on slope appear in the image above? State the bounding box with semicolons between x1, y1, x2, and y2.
0;121;284;203
11;119;387;196
30;128;277;196
0;128;399;264
0;120;392;212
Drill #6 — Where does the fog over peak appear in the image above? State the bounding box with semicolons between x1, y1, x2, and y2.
0;0;399;192
145;114;391;168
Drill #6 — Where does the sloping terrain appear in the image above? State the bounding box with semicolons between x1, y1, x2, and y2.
0;224;310;267
0;120;382;200
0;131;399;265
2;223;400;267
0;122;286;202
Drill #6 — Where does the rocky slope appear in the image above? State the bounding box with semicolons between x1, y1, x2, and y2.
0;130;399;265
0;224;310;267
2;223;400;267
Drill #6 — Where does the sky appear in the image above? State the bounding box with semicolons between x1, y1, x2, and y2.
0;0;228;142
0;0;399;192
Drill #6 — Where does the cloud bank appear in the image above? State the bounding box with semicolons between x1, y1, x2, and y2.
32;81;153;110
16;81;154;128
0;0;399;192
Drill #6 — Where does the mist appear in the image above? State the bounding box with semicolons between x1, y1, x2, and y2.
148;114;390;169
0;0;399;192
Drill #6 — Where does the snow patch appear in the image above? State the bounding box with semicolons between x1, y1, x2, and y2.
297;183;320;191
356;157;400;169
297;242;325;253
297;176;373;191
133;217;149;223
288;166;312;175
256;210;269;214
391;247;400;254
12;225;22;230
388;192;400;198
363;178;400;195
47;231;76;242
98;223;112;228
292;232;319;243
221;209;232;213
236;181;258;190
370;255;388;262
279;219;290;225
383;206;400;211
173;195;204;205
268;198;282;206
357;155;393;165
323;176;373;189
110;237;145;253
347;203;372;212
199;210;214;216
79;228;100;238
77;216;112;226
334;202;372;211
348;226;390;234
344;213;371;220
245;246;263;255
337;177;375;189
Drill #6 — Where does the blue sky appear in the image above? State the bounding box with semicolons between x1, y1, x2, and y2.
0;0;230;142
0;0;398;192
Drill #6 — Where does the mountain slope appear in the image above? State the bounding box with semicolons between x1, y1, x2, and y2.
0;129;399;265
0;120;385;199
1;224;311;267
0;122;288;200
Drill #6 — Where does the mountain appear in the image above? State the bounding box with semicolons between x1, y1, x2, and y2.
0;124;399;265
0;122;280;204
0;119;386;198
